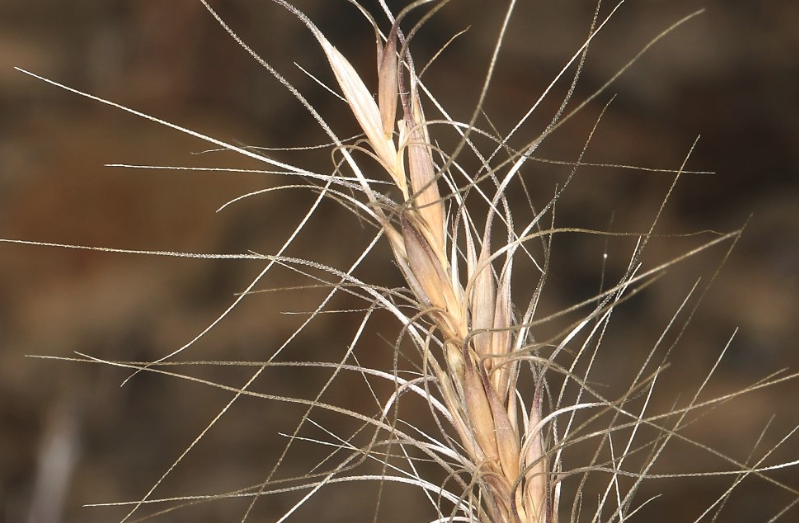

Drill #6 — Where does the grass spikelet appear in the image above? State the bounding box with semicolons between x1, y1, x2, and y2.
320;15;559;517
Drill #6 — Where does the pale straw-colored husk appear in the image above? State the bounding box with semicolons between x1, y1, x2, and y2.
322;24;555;523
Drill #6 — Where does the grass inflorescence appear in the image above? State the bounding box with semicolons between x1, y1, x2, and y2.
8;1;799;522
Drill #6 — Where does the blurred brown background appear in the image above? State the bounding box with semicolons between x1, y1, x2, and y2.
1;1;797;522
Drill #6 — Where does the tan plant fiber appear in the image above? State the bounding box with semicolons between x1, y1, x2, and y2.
322;21;553;523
